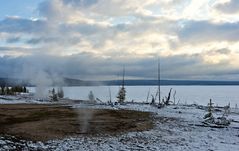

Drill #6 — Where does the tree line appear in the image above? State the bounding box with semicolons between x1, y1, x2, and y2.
50;87;64;101
0;85;28;95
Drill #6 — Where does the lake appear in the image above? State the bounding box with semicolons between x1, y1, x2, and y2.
28;86;239;107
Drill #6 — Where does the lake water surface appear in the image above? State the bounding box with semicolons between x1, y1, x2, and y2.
29;86;239;107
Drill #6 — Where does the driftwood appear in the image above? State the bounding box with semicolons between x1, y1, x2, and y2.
189;123;239;129
96;98;103;103
232;119;239;123
188;123;227;129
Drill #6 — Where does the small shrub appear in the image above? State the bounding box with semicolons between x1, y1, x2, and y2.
88;91;95;103
117;87;126;104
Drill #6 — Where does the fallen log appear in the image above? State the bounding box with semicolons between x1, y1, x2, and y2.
188;123;239;129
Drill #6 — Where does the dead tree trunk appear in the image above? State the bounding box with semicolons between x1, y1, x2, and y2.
108;87;112;103
165;88;172;105
158;57;161;105
150;94;155;105
146;88;150;103
173;90;176;105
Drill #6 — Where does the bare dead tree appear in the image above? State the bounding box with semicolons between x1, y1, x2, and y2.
204;99;213;119
158;57;161;105
150;94;155;105
108;86;112;103
164;88;172;105
173;90;176;105
155;89;159;100
177;99;181;105
223;102;230;117
146;88;150;103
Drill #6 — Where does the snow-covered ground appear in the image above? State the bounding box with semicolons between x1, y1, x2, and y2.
0;94;52;104
0;99;239;151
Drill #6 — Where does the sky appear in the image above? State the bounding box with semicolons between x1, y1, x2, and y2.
0;0;239;81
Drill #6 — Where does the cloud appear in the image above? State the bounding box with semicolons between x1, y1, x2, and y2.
6;37;21;43
209;48;231;55
1;50;239;81
0;46;37;57
0;16;46;33
62;0;98;7
178;20;239;43
0;0;239;81
214;0;239;14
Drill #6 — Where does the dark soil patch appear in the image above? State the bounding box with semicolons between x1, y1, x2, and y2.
0;104;153;141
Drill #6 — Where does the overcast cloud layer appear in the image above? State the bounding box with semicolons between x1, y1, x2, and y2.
0;0;239;81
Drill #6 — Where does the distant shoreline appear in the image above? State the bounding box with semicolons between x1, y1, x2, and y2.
2;77;239;86
102;80;239;86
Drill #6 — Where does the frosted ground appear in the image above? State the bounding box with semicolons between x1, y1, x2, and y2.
0;86;239;151
0;102;239;150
